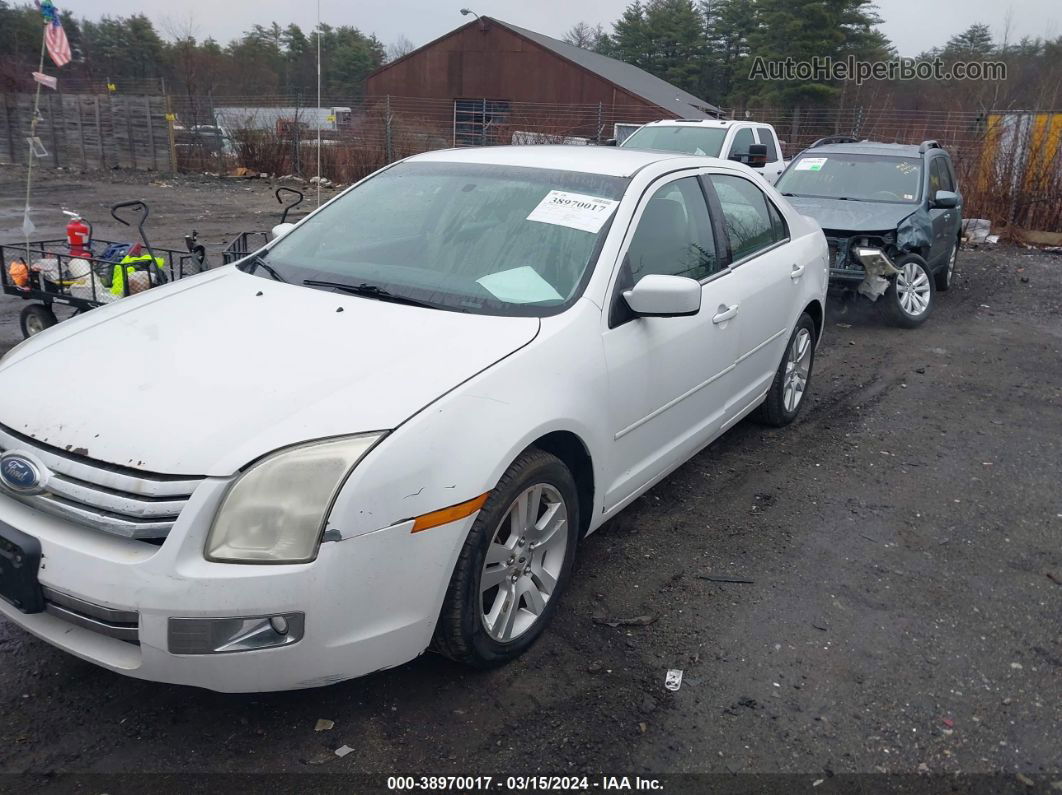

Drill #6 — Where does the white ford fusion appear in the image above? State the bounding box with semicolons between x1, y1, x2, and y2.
0;146;827;691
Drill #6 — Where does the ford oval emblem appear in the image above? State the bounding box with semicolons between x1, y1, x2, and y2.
0;453;45;495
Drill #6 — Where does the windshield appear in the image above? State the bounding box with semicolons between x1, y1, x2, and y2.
621;126;727;157
777;153;923;203
257;162;628;316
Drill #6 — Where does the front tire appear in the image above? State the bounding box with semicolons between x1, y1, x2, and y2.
754;312;816;427
433;449;579;668
885;253;935;328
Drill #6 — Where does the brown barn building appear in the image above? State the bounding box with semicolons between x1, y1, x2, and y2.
365;16;721;144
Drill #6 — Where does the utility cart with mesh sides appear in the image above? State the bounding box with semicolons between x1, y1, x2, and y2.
222;188;305;265
1;201;210;339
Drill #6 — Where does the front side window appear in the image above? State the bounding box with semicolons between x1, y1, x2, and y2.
625;177;718;282
756;128;779;161
257;162;628;316
621;125;728;157
710;174;785;262
776;152;923;203
728;128;755;159
930;158;954;194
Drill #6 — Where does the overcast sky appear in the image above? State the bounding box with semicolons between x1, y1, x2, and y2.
66;0;1059;58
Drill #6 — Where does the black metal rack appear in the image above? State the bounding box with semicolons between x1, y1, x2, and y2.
1;201;209;338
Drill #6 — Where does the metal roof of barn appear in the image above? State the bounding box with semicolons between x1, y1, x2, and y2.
494;19;722;119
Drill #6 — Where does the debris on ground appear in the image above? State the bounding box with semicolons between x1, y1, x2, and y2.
314;719;334;732
963;218;991;244
593;615;657;627
697;575;754;584
587;660;604;673
665;669;683;691
334;745;354;758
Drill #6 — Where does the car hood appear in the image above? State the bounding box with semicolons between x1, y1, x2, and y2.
784;196;914;234
0;269;539;476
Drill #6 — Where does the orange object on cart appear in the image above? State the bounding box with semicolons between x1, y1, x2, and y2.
7;259;29;288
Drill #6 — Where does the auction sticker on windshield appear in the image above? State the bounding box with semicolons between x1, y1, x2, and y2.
527;190;619;233
794;157;828;172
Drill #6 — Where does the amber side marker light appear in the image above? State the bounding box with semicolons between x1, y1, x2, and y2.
411;492;490;533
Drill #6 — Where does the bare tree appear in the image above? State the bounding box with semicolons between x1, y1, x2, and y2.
387;35;415;62
563;22;605;50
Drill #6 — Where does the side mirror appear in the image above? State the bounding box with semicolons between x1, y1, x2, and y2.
271;222;296;239
603;138;618;147
747;143;768;168
933;190;959;209
623;274;701;318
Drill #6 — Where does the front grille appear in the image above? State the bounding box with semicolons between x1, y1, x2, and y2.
0;424;203;541
42;586;139;644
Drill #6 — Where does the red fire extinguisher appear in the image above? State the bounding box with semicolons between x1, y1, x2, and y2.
63;210;91;258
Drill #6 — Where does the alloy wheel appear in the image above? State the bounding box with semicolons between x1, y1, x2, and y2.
480;484;568;643
783;328;812;413
897;261;931;316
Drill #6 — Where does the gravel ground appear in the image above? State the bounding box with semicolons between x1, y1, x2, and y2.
0;169;1059;789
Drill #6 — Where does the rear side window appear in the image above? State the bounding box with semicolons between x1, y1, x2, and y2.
756;128;778;161
709;174;787;262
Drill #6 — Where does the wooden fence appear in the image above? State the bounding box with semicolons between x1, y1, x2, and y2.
0;93;174;171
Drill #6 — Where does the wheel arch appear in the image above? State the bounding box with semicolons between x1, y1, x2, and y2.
802;298;824;342
525;430;594;538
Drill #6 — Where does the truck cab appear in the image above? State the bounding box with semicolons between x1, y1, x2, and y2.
619;119;788;184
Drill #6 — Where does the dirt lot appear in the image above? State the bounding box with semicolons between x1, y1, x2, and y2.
0;169;1059;789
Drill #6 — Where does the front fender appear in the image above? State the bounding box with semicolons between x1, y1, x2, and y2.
328;300;609;540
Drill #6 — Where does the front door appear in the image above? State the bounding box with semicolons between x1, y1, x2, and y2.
927;157;958;266
601;174;740;511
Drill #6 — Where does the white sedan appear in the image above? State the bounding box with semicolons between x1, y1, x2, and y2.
0;146;828;691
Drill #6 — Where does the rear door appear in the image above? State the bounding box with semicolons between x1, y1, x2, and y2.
705;172;798;411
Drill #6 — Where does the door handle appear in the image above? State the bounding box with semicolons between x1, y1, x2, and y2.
790;263;805;280
712;304;739;324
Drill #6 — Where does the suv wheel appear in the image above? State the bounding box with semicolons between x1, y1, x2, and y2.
935;242;958;291
885;254;935;328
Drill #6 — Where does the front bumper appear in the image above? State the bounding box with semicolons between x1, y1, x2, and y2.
0;484;473;692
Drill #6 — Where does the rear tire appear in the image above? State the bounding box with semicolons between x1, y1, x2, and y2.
433;449;579;669
753;312;816;427
935;242;957;291
20;304;58;338
885;253;935;328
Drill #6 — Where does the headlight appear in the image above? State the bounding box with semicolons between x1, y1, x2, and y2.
205;433;384;564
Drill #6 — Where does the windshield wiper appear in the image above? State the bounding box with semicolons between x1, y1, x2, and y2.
302;279;436;308
242;254;287;283
780;191;796;197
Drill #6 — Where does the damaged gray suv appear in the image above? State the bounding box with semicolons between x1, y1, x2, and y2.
776;137;962;327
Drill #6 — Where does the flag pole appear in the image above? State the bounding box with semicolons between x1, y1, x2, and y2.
24;24;47;260
316;0;322;208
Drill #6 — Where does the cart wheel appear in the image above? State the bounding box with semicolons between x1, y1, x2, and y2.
20;304;58;338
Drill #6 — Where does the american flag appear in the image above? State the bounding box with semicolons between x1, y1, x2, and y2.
45;17;71;68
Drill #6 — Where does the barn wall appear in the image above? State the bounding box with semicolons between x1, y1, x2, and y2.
365;22;673;116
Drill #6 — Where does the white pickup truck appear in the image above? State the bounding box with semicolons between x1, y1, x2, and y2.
619;119;788;184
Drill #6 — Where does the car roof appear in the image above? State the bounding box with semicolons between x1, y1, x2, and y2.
802;141;931;158
407;145;699;177
639;119;751;129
